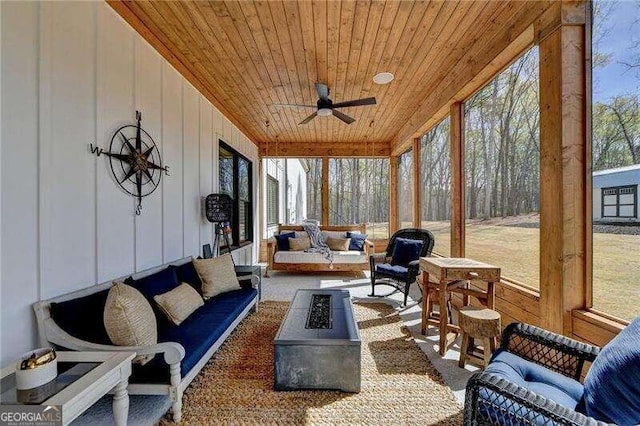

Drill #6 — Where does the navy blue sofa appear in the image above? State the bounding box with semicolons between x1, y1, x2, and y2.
464;319;640;425
34;257;259;421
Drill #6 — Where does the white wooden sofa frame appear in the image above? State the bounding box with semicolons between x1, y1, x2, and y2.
266;224;374;278
33;256;260;422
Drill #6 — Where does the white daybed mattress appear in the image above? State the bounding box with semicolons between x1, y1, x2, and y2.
274;250;367;264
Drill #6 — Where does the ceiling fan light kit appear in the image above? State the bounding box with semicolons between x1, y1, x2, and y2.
373;72;394;84
273;82;376;125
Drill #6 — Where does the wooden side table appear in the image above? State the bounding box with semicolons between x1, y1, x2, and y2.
420;257;500;355
0;351;134;425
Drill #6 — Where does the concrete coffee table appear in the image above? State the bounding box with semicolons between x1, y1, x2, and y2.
274;289;361;392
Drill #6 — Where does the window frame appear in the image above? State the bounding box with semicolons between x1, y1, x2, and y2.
601;185;637;218
219;140;253;247
266;175;279;226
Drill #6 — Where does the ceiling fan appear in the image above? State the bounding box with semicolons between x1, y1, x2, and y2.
274;82;376;125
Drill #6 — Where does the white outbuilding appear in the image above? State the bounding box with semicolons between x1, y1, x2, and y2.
593;164;640;222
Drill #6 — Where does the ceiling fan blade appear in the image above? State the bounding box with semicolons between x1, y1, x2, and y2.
299;112;318;125
273;103;316;108
332;109;355;124
315;82;330;100
332;97;377;109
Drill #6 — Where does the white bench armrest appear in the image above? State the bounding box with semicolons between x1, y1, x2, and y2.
43;318;185;365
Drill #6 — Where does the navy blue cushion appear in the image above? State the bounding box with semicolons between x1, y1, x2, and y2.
274;232;295;251
126;267;180;328
488;350;584;409
375;263;408;278
169;261;202;294
130;288;258;384
391;237;423;266
582;316;640;425
126;267;179;301
346;232;367;251
49;289;112;345
478;350;584;425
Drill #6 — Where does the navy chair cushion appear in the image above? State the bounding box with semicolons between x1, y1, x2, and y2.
391;237;423;266
346;232;368;251
130;287;258;383
487;350;584;410
49;289;112;345
582;316;640;425
478;349;583;424
169;261;202;294
274;232;295;251
375;263;408;279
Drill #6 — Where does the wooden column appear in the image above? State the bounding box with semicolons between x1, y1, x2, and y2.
450;102;465;258
389;156;399;235
321;156;329;226
539;1;589;335
413;138;421;228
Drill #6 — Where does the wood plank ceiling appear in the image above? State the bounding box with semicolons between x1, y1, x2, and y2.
110;0;551;154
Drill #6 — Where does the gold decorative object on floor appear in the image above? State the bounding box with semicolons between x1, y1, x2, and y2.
162;301;463;425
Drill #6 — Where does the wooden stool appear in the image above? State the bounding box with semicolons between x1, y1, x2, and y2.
458;306;501;368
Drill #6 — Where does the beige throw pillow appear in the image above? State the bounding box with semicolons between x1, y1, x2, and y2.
194;254;240;299
289;237;311;251
104;282;157;365
326;237;351;251
154;283;204;326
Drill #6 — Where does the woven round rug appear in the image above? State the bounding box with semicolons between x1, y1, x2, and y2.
164;301;462;425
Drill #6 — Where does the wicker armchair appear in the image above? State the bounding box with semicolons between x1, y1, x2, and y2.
369;228;434;306
464;322;605;426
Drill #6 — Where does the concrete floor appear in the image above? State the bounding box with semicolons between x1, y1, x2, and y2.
261;269;478;404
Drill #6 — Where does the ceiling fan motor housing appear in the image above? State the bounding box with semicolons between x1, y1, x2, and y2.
317;98;333;109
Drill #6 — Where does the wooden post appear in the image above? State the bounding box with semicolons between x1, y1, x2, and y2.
389;156;399;235
321;156;329;226
450;102;465;258
539;1;589;335
413;138;421;228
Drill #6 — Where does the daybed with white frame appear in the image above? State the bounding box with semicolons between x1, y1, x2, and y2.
33;256;260;422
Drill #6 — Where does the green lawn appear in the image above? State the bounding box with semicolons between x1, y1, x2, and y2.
421;220;639;321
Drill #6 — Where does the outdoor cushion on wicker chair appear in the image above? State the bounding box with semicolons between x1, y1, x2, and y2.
464;318;640;426
369;228;434;307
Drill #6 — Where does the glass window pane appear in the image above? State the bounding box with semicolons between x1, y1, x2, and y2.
305;158;323;222
266;175;278;226
238;158;249;201
620;205;634;217
328;158;390;239
219;142;252;245
591;0;640;320
420;118;451;256
398;150;414;229
219;147;234;198
464;47;540;288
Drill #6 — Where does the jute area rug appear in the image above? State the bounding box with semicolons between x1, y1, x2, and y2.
165;301;463;425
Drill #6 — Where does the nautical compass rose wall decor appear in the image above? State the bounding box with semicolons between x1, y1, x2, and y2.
90;111;169;215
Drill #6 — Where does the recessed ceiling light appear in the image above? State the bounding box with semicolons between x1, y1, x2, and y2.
373;72;394;84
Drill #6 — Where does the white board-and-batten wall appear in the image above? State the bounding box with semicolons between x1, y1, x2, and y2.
0;1;259;366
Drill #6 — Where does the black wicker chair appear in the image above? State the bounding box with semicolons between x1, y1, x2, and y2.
464;322;605;426
369;228;434;307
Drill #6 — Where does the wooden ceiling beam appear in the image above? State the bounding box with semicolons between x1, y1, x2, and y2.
258;142;390;158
